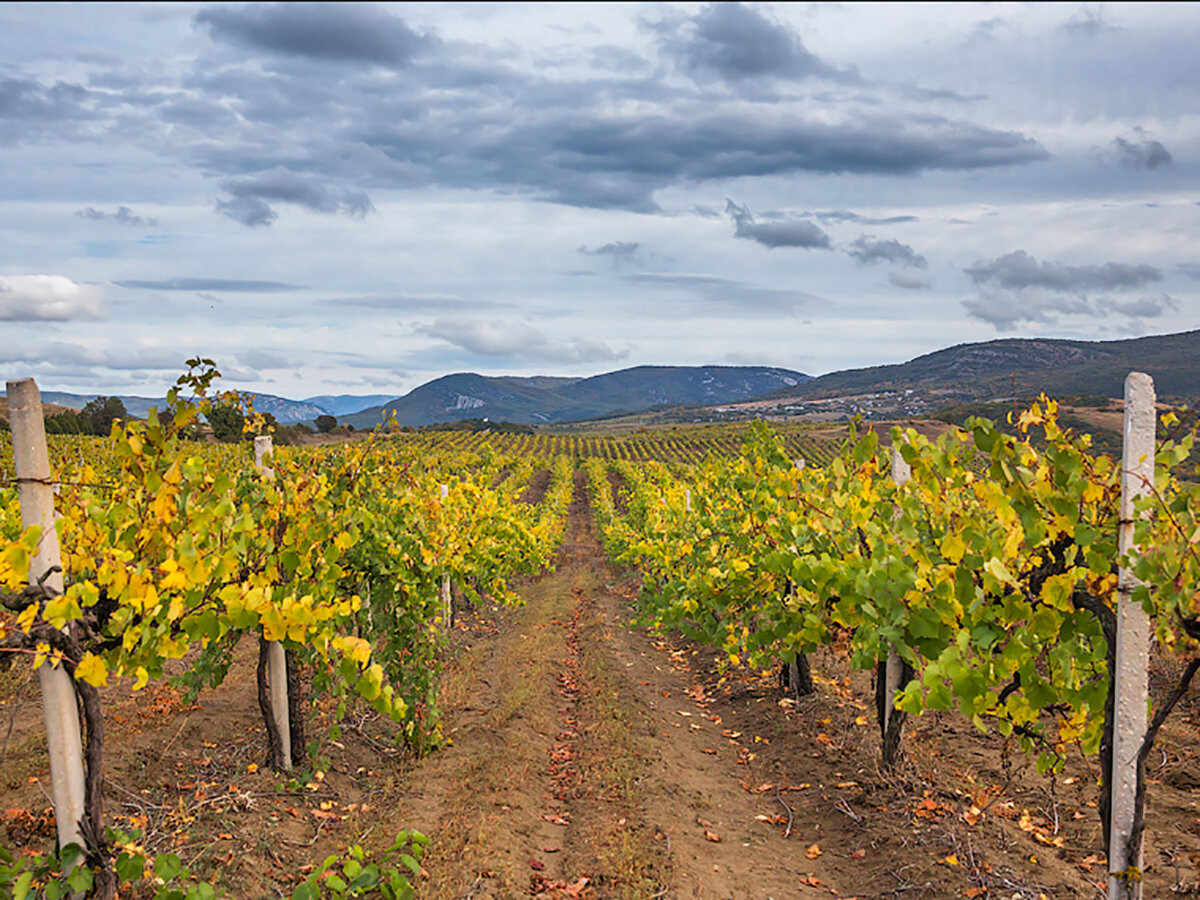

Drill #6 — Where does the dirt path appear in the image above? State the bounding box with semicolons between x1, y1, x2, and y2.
405;473;840;899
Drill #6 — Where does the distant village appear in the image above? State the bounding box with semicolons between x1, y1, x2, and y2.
702;388;941;423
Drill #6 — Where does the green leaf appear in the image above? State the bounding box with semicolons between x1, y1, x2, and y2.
155;852;182;882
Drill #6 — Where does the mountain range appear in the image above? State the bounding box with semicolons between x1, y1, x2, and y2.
757;329;1200;404
4;329;1197;429
341;366;810;428
7;391;394;425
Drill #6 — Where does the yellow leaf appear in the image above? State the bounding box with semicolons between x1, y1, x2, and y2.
133;667;150;691
984;557;1017;587
336;636;371;667
75;653;108;687
17;603;38;634
261;606;286;642
940;854;960;866
940;533;966;564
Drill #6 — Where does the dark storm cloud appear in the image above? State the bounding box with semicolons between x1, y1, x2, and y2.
115;278;301;292
1112;128;1173;170
216;168;374;227
725;201;831;250
76;206;158;227
493;112;1049;208
0;10;1050;220
661;3;849;83
580;241;642;268
965;250;1162;292
847;235;927;267
195;3;436;68
813;210;919;225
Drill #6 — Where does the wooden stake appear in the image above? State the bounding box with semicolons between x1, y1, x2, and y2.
8;378;87;856
1109;372;1155;899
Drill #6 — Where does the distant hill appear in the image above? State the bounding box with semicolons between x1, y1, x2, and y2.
1;391;388;423
301;394;395;417
755;330;1200;404
343;366;810;428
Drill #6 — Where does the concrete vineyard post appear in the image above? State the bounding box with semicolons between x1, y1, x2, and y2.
253;434;274;477
440;483;451;627
255;436;291;769
8;378;87;856
784;456;806;695
685;489;691;513
1109;372;1155;899
881;441;911;766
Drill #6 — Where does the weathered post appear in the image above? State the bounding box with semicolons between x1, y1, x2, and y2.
440;483;452;627
8;378;87;856
1108;372;1155;900
255;436;291;770
880;440;911;767
685;489;692;513
782;456;813;699
253;434;274;477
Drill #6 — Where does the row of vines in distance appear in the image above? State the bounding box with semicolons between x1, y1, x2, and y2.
390;423;840;465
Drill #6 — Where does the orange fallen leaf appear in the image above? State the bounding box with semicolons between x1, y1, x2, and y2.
530;858;545;871
806;844;822;859
704;830;721;843
816;733;834;746
852;848;867;860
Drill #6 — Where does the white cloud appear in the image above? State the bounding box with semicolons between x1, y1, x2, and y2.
0;275;104;321
416;317;625;364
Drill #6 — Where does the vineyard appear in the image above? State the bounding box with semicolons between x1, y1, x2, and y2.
1;368;1199;900
387;423;843;467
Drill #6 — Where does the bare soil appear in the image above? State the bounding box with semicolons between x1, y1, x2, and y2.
3;469;1200;899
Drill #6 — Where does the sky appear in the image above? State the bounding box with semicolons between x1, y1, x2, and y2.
1;2;1198;399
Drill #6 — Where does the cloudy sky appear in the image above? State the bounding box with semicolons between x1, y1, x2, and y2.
2;2;1198;398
